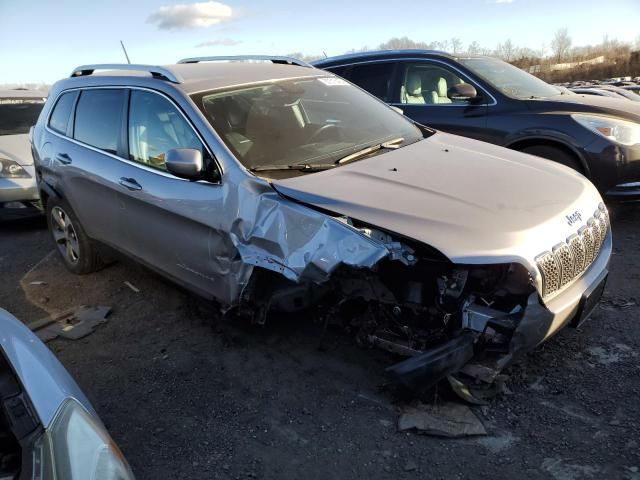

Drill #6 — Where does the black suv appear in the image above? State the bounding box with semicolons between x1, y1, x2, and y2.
313;50;640;198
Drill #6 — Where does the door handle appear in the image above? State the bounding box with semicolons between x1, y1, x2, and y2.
118;177;142;191
55;153;72;165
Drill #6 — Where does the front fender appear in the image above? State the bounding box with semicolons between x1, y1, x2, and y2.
504;132;591;177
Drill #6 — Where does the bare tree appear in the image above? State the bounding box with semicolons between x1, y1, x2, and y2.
538;43;548;58
450;37;463;54
495;39;517;61
378;37;435;50
285;52;323;63
466;41;482;55
551;28;572;63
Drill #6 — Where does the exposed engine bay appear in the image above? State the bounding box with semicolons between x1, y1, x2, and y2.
238;223;539;393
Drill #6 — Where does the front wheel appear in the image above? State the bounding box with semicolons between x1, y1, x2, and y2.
520;145;583;174
46;198;103;274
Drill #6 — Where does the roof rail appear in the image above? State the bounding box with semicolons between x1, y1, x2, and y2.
177;55;311;68
70;64;182;83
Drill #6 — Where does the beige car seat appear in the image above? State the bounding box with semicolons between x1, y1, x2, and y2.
401;72;426;104
427;77;452;104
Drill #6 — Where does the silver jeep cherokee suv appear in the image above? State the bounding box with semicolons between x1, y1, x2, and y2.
31;58;611;391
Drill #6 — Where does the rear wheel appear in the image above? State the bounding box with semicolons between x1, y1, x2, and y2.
520;145;583;174
46;198;103;274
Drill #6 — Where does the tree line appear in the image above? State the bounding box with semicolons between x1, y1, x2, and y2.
290;30;640;83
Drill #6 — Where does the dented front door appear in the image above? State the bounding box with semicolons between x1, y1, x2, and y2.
115;88;235;301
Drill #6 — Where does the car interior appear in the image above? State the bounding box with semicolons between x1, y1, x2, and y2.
128;92;204;170
199;81;394;169
400;65;465;105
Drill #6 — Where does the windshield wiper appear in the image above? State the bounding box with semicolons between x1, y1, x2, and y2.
336;137;404;165
249;163;335;173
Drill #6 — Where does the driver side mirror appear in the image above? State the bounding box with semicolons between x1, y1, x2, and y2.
166;148;203;180
447;83;479;102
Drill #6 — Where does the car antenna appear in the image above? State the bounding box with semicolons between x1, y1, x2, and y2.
120;40;131;64
322;50;328;58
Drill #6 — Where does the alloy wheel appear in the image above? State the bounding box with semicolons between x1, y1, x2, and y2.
50;206;80;264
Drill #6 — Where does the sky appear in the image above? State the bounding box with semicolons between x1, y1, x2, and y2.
0;0;638;84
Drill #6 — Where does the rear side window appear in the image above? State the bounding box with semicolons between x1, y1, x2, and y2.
326;65;348;78
348;62;396;101
74;89;124;154
48;91;77;135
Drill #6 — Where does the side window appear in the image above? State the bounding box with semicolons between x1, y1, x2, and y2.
348;62;396;101
74;90;124;154
326;65;348;78
48;91;77;135
399;63;468;105
128;90;207;172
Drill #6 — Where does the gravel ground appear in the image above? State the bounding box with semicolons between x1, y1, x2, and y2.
1;204;639;480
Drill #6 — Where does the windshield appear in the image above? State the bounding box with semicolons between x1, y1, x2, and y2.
458;57;562;99
0;101;45;136
191;76;426;175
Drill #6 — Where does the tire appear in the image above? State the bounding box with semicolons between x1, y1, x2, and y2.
520;145;583;174
46;197;103;274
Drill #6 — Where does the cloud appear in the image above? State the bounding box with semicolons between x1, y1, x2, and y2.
147;1;233;30
492;0;514;3
195;38;242;47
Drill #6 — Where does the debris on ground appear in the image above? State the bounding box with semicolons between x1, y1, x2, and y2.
28;280;47;286
403;459;418;472
447;370;509;405
28;305;112;342
587;344;635;366
124;281;140;293
599;296;637;311
397;401;487;437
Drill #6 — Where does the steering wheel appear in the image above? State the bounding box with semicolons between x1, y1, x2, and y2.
309;123;339;142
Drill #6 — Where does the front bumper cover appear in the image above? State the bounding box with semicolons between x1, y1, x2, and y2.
387;233;611;391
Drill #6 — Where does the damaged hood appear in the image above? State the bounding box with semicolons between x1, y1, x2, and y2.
272;132;604;268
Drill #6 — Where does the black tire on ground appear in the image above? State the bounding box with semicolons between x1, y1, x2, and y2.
520;145;583;174
45;197;103;274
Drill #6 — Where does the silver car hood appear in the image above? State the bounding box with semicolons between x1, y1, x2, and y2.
0;308;96;428
272;132;604;269
0;134;33;165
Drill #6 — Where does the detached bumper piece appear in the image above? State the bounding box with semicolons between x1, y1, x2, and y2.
386;332;476;391
386;295;558;392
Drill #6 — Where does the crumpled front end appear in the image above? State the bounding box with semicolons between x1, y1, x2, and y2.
213;178;611;393
229;189;391;285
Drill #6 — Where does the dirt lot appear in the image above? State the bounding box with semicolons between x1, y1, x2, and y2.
1;205;639;480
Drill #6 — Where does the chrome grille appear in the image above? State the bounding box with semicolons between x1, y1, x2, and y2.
553;242;574;288
536;204;609;297
590;218;602;258
581;225;595;265
567;234;586;274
